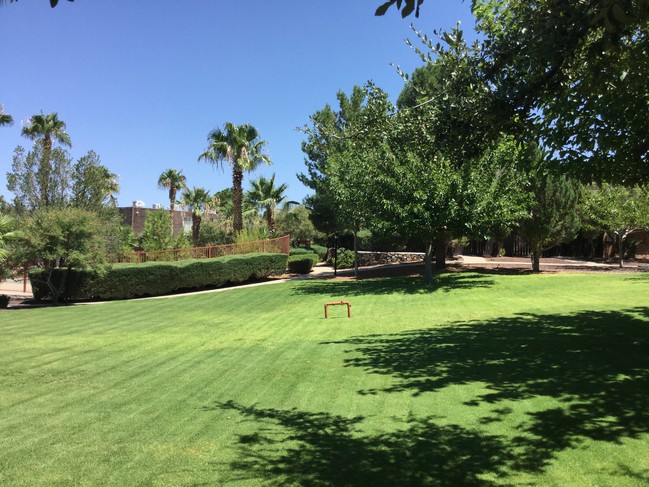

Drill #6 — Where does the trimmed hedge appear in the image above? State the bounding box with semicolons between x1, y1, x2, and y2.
287;253;319;274
309;244;327;261
29;253;288;302
289;247;312;256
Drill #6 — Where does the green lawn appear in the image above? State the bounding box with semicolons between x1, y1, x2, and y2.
1;272;648;486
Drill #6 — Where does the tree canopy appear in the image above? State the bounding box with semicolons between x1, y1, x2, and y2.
379;0;649;184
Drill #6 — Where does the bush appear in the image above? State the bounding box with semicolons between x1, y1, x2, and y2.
0;294;9;308
289;247;311;256
287;254;319;274
29;253;288;302
328;247;355;269
308;244;327;261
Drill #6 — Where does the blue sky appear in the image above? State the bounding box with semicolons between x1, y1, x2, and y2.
1;0;476;208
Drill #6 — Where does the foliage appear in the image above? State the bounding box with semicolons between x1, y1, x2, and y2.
15;207;107;304
7;143;72;213
309;244;327;260
245;174;290;234
289;247;312;256
195;221;234;247
287;254;319;274
140;209;174;251
29;253;288;301
157;168;187;232
0;104;13;127
198;122;271;233
582;183;649;267
381;0;649;183
234;224;269;244
275;204;322;246
518;148;583;272
182;186;211;245
20;111;71;151
328;247;355;269
0;294;8;308
71;150;119;211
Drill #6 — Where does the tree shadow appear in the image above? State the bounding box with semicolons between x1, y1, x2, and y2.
323;307;649;471
205;400;513;486
291;273;495;297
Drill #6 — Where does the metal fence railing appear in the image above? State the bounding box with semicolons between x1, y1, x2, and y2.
113;235;291;264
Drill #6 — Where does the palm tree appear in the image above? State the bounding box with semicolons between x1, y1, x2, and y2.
0;213;20;261
157;169;187;234
0;105;13;127
182;187;211;245
198;122;271;233
21;112;71;151
245;174;291;234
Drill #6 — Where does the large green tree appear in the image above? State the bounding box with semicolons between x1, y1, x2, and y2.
157;168;187;234
582;183;649;267
378;0;649;183
518;147;583;272
198;123;271;233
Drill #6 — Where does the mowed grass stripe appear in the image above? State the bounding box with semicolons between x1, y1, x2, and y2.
0;273;648;486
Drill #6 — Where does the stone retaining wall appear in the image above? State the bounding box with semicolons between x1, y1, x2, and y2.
355;251;425;266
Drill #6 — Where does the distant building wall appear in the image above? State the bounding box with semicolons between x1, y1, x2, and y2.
118;204;221;237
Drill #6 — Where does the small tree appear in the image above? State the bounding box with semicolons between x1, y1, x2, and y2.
582;183;649;267
17;208;106;304
157;169;187;234
182;187;211;246
518;149;582;272
140;209;175;251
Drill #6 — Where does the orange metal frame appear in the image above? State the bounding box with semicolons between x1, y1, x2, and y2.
324;300;352;318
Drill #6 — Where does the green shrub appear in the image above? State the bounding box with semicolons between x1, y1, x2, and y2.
0;294;9;308
29;253;288;302
308;244;327;261
328;247;355;269
287;254;318;274
289;247;311;256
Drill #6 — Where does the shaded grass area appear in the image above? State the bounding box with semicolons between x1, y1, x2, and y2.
1;273;648;485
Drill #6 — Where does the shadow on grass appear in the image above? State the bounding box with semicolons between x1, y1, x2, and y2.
206;401;512;486
291;273;495;297
323;307;649;471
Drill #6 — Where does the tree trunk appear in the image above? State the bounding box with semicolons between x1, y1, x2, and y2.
424;241;433;285
531;244;541;272
169;188;176;235
618;233;625;268
232;169;244;233
483;239;495;257
353;227;359;279
435;233;447;270
192;214;201;246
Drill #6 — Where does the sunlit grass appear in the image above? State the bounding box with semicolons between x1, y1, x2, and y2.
1;272;648;485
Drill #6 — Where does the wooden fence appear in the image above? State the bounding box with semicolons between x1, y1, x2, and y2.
113;235;291;264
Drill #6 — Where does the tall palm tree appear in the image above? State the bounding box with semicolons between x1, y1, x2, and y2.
245;174;291;234
198;122;271;233
157;169;187;233
21;112;71;151
0;105;13;127
182;187;211;245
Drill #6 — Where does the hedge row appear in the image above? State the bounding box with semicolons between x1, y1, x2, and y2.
29;253;288;302
287;253;319;274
